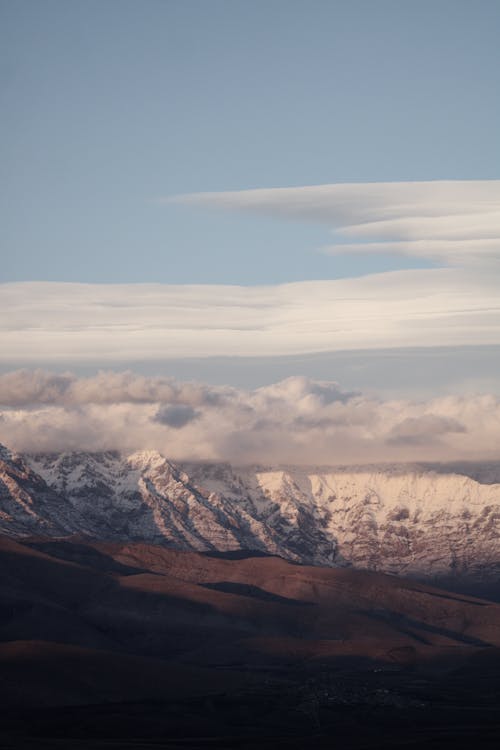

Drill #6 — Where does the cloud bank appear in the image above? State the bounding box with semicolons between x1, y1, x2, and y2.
172;180;500;265
2;268;499;364
1;370;499;464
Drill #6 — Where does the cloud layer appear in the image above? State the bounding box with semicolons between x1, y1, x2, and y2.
2;267;500;364
173;180;500;265
1;370;499;464
2;181;499;367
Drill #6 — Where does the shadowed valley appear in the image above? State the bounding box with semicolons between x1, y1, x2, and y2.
2;536;500;748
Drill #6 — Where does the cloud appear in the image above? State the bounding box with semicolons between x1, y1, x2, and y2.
386;414;467;446
1;370;499;464
1;268;500;365
0;369;231;407
320;239;500;264
0;370;75;406
153;404;199;428
2;181;499;368
171;180;500;265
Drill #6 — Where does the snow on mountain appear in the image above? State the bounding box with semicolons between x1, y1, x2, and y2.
0;447;75;537
1;442;500;583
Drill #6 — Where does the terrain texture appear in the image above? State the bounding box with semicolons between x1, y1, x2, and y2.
1;443;500;588
2;442;500;746
2;535;500;748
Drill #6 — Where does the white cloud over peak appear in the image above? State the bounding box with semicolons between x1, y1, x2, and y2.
1;370;499;464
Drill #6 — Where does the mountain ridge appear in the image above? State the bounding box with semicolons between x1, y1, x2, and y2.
1;442;500;586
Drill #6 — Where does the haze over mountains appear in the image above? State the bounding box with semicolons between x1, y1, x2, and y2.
2;442;500;592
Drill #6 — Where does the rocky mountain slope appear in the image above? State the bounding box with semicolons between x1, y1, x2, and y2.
1;442;500;584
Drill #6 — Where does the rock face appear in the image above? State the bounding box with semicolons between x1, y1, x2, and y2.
1;442;500;583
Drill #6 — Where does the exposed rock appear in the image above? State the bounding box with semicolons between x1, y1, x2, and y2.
1;443;500;583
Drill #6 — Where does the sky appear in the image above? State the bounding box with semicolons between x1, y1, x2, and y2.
1;0;500;462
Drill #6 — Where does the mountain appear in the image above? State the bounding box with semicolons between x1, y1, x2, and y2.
1;443;500;586
2;535;500;747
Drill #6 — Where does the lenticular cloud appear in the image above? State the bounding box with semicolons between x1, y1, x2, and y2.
2;268;500;364
173;180;500;265
2;182;500;368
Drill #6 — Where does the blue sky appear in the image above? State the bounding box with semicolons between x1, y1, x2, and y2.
2;0;499;284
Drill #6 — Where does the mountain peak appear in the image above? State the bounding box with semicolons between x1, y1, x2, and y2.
126;449;170;471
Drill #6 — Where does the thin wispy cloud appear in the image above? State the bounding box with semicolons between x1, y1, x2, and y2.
171;180;500;265
321;239;500;264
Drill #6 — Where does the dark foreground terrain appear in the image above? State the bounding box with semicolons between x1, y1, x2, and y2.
1;535;500;748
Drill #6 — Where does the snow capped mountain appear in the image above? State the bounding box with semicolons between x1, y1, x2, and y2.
1;442;500;584
0;447;74;537
18;449;313;560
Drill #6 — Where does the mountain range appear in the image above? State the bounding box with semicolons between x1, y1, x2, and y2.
1;442;500;590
